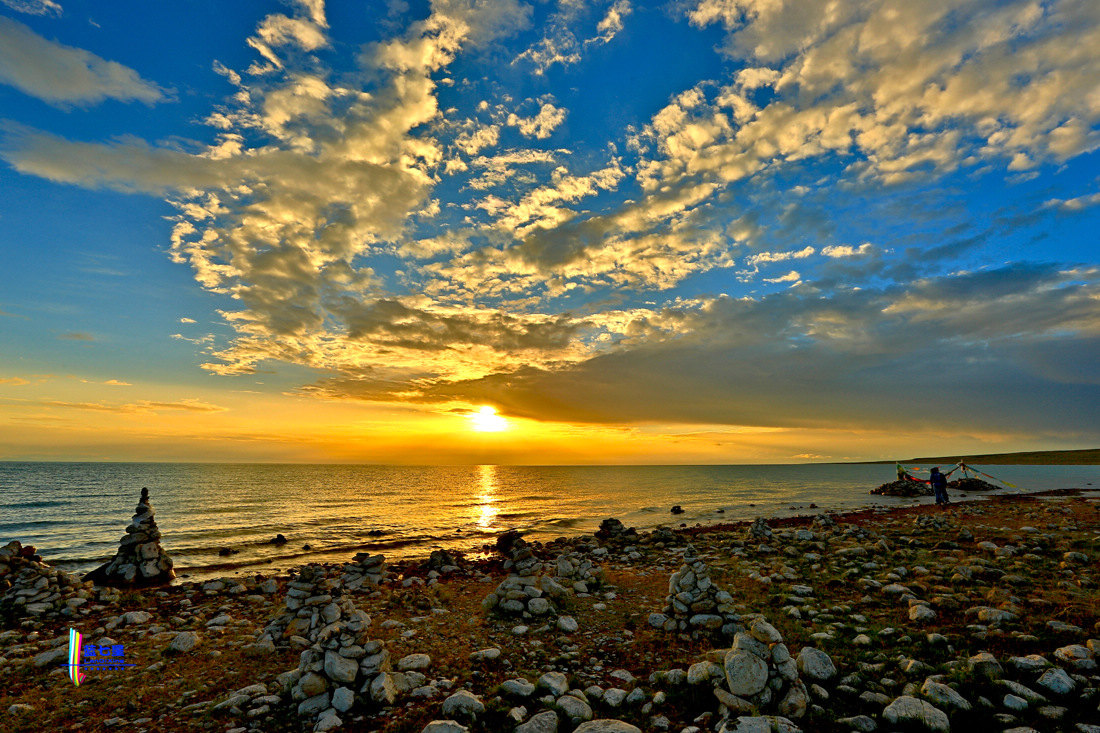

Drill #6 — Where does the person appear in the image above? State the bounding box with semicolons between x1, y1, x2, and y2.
930;466;949;505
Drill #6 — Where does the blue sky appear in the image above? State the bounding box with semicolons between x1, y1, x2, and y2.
0;0;1098;462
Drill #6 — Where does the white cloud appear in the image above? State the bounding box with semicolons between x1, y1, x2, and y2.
507;103;567;139
1;0;61;16
821;243;872;258
764;270;801;283
0;16;164;106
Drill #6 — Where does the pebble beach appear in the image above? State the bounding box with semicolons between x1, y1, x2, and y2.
1;489;1098;733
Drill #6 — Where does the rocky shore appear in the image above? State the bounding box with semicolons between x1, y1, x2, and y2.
1;491;1097;733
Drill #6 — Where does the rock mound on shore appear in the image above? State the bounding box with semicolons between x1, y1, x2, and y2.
83;487;174;587
0;540;94;618
870;479;934;497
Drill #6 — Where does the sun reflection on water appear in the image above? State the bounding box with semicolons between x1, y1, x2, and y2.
477;464;498;530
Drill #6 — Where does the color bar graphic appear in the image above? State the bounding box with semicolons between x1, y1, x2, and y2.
68;628;85;687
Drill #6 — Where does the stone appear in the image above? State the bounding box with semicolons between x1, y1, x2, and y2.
1036;667;1075;696
331;686;354;712
33;645;69;668
557;694;594;721
421;722;470;733
557;615;579;633
442;690;484;719
882;695;950;732
315;709;342;732
300;672;329;697
724;650;769;696
573;722;642;733
516;710;559;733
501;679;536;697
369;672;398;705
324;650;358;684
968;651;1003;680
398;653;431;671
167;631;199;653
603;688;629;707
538;671;569;697
795;647;836;681
297;692;330;717
920;679;971;711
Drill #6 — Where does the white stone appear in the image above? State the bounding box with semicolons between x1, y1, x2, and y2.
557;615;579;633
441;690;484;719
920;679;971;711
516;710;559;733
882;695;950;732
398;653;431;671
795;647;836;681
1036;667;1075;696
420;722;470;733
573;721;642;733
557;694;593;721
724;650;769;696
538;671;569;697
167;631;199;653
324;650;358;684
331;686;354;712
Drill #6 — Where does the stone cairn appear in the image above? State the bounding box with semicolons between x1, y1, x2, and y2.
0;540;93;618
595;517;636;543
262;566;403;732
84;487;174;587
748;517;773;542
482;535;556;618
691;615;830;725
426;548;463;574
340;553;387;591
552;551;603;594
650;543;744;638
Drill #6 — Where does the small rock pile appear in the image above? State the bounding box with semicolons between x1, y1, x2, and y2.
949;477;999;492
84;487;175;587
0;540;93;618
650;544;744;637
263;566;352;643
697;617;832;724
596;518;635;543
482;536;556;619
870;479;932;497
341;553;387;590
748;518;773;542
650;525;678;544
426;549;463;574
552;551;603;594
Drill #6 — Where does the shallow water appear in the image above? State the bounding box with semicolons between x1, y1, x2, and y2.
2;462;1097;580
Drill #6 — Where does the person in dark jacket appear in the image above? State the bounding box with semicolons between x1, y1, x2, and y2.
930;466;949;505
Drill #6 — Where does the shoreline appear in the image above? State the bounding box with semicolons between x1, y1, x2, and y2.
2;489;1097;732
39;484;1093;585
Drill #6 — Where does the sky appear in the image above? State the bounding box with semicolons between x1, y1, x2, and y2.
0;0;1098;464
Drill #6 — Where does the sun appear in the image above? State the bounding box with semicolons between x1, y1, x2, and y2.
468;405;508;432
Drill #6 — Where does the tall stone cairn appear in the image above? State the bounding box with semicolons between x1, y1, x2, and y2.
482;535;556;618
84;487;174;587
261;566;408;731
649;543;744;638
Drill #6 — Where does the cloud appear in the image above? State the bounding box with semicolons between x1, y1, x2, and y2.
507;103;567;139
179;317;196;323
311;264;1100;436
0;16;164;106
58;331;94;341
5;398;226;413
822;243;872;258
0;377;30;385
1;0;61;16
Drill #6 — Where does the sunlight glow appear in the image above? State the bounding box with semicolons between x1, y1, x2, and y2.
468;405;508;432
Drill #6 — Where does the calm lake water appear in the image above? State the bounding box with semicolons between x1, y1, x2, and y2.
2;462;1097;581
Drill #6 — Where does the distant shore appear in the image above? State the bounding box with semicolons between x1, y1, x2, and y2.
857;447;1100;465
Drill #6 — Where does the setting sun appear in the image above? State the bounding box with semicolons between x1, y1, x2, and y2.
468;406;508;432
